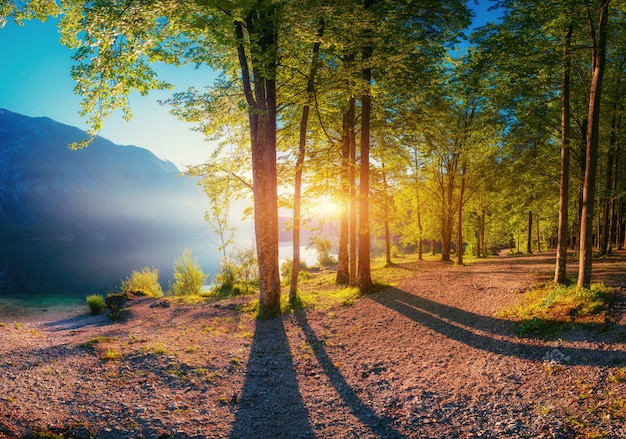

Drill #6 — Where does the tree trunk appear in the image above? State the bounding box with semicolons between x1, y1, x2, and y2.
456;164;467;265
527;211;533;254
578;0;609;289
554;23;573;284
349;101;357;286
412;148;424;260
289;23;324;301
382;167;392;265
336;98;355;285
357;41;373;291
235;16;281;315
536;215;541;253
441;169;455;262
599;107;619;256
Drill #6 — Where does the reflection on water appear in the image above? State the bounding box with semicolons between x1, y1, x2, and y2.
0;293;86;323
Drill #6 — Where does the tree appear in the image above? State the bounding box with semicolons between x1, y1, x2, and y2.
555;23;573;284
0;0;58;27
578;0;610;289
289;19;324;302
60;0;285;314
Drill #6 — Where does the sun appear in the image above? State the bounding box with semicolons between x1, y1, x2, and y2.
314;195;342;219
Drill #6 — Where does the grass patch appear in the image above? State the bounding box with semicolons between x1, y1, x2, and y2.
82;335;116;349
100;348;122;362
497;282;615;337
86;294;105;315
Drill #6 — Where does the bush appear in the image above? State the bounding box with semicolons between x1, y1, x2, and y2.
86;294;105;315
121;267;163;297
310;236;336;267
281;258;309;284
169;248;207;296
215;259;237;291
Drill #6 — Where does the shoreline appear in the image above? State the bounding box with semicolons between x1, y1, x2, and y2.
0;296;87;324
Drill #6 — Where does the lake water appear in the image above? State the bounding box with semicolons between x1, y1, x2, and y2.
0;244;324;323
0;293;87;323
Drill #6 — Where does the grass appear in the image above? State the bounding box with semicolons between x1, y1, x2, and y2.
100;348;122;361
496;282;616;337
86;294;105;315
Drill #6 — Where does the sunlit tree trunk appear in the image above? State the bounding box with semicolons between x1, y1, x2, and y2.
336;98;355;285
381;166;392;265
554;23;573;284
527;211;533;254
357;42;373;291
291;23;323;301
349;102;357;286
456;164;466;265
236;16;281;314
578;0;609;289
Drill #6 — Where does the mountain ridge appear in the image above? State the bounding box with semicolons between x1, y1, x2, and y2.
0;108;215;296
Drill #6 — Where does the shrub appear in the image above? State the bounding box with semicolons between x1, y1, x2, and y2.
121;267;163;297
169;248;207;296
280;258;309;284
215;259;238;291
310;236;336;267
86;294;105;315
232;244;258;293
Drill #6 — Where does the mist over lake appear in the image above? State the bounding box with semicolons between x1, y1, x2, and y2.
0;109;220;302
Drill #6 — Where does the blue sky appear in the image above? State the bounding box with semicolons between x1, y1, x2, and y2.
0;18;214;168
0;2;498;168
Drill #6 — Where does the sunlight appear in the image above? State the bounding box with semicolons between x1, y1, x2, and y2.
314;195;342;219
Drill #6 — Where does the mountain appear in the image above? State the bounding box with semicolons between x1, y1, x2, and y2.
0;108;215;296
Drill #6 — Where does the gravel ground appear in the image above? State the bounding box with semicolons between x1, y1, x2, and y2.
0;252;625;438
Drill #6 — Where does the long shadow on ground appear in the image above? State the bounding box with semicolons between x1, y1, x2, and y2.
370;288;626;367
230;316;314;438
293;310;408;439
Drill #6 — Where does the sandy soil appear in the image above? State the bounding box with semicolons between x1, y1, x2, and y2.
0;252;625;439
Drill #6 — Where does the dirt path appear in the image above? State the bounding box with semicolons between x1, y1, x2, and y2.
1;253;625;438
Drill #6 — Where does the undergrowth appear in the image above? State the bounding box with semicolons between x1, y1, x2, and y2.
497;282;616;337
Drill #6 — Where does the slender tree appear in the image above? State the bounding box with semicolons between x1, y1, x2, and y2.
578;0;610;289
555;23;574;284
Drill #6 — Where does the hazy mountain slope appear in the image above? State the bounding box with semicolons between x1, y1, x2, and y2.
0;108;213;296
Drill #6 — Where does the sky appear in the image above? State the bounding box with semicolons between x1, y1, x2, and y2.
0;18;216;168
0;2;499;169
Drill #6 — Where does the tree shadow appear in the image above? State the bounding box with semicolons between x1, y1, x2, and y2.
293;310;408;439
230;316;315;439
370;288;626;367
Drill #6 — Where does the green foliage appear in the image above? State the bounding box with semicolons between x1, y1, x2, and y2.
86;294;105;315
215;259;237;292
169;248;208;296
0;0;59;27
497;283;615;337
280;258;310;285
121;267;163;297
309;236;336;267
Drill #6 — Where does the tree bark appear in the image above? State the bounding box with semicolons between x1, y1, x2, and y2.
554;23;573;284
336;98;355;285
456;162;467;265
291;22;323;301
236;14;281;315
357;48;373;291
527;211;533;254
578;0;609;289
349;100;357;286
382;166;391;265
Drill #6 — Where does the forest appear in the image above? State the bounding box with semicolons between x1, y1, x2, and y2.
2;0;625;314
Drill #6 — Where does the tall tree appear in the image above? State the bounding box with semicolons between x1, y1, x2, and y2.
357;0;373;291
289;19;324;302
60;0;285;314
555;23;574;284
578;0;610;289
